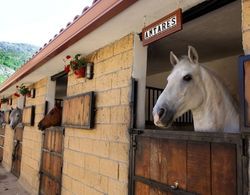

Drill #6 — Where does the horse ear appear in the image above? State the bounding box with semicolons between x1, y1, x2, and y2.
170;51;179;66
188;45;199;64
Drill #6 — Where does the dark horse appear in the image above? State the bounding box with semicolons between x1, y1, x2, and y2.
0;111;5;128
38;104;62;130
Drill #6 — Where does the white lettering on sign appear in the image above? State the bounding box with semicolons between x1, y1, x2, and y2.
144;16;177;40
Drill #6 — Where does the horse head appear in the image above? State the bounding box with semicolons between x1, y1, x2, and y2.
153;46;204;128
10;107;23;129
38;104;62;130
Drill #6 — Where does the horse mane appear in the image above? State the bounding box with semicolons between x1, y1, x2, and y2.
200;63;239;112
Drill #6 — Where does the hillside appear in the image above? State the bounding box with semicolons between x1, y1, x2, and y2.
0;42;39;83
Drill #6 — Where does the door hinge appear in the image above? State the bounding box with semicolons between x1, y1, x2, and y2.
129;128;144;135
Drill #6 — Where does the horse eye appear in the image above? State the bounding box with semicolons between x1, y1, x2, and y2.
183;74;192;82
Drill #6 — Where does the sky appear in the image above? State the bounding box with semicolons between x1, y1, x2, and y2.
0;0;93;47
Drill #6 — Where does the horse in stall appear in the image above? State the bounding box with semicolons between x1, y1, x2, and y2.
9;107;23;129
38;103;62;130
0;111;5;128
153;46;239;133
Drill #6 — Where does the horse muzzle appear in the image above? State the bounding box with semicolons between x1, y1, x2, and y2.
38;121;46;130
153;107;175;127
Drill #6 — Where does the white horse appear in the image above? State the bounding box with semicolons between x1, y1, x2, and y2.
153;46;239;133
9;107;22;129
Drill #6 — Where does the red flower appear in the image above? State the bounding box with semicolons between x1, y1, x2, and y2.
66;55;71;59
27;92;31;97
14;93;20;97
16;85;19;88
64;65;70;73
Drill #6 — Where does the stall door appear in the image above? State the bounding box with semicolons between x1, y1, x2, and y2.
130;129;243;195
11;126;23;177
39;127;64;195
0;126;5;162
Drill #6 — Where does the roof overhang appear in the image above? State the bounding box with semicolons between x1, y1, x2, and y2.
0;0;204;96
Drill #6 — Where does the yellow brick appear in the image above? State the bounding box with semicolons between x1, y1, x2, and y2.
96;124;128;142
95;56;122;77
96;89;120;107
85;186;103;195
96;44;114;63
109;142;129;162
243;0;250;31
92;140;109;158
119;50;133;69
121;87;131;105
95;175;109;193
84;170;100;187
68;137;81;152
62;175;73;191
99;158;118;178
72;180;84;195
114;33;134;55
64;149;84;167
64;136;69;148
31;148;41;161
35;86;47;97
95;73;112;91
26;157;39;170
118;163;128;182
112;68;132;89
96;107;111;124
243;30;250;54
34;114;44;123
67;163;84;181
79;79;96;94
110;106;130;124
34;78;48;88
79;138;93;153
33;95;45;104
108;179;128;195
61;188;72;195
85;154;100;172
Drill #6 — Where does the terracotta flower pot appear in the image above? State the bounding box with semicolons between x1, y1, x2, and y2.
74;67;86;78
14;93;20;97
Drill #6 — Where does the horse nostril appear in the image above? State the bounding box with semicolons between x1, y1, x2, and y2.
158;108;165;119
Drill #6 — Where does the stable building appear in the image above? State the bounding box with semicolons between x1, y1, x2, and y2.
0;0;249;194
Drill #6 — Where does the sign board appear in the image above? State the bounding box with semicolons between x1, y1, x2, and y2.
142;9;182;46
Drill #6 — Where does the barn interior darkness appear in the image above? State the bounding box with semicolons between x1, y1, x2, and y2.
55;74;68;106
145;1;243;128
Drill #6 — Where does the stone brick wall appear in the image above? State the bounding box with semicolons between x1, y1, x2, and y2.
61;33;134;195
2;95;18;171
19;78;47;194
18;78;48;194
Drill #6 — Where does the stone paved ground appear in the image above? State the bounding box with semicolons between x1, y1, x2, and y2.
0;165;29;195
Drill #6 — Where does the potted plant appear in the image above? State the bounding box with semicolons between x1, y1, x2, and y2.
63;54;89;78
15;84;31;97
1;97;9;104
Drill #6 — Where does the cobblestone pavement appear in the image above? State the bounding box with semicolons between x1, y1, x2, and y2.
0;165;29;195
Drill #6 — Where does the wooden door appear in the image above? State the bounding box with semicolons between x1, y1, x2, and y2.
131;130;242;195
11;126;23;177
39;127;64;195
0;126;5;162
